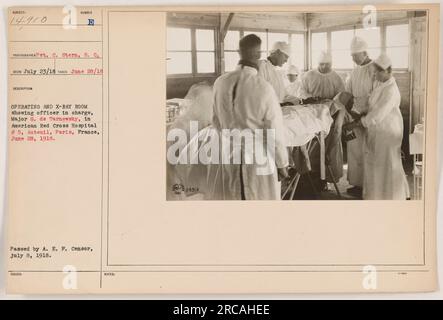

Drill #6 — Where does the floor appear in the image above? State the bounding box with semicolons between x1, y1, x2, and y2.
284;163;416;200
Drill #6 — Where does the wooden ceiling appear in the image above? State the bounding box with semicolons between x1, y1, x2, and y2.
167;11;426;32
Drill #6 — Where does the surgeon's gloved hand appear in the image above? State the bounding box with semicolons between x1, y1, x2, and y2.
277;167;289;181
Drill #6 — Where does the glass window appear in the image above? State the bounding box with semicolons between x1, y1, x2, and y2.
167;27;216;75
365;47;381;59
355;27;381;49
386;24;409;69
331;29;354;50
196;29;215;73
311;32;327;66
331;51;354;69
167;52;192;74
386;47;409;69
386;24;409;47
224;31;240;72
167;27;192;74
268;32;289;52
197;52;215;73
331;29;354;69
196;29;214;51
167;27;191;51
224;51;239;72
290;33;305;70
355;27;381;60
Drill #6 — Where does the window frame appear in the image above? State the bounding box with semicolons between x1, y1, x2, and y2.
167;25;218;78
310;19;410;72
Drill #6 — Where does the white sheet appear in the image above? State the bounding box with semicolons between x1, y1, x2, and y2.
167;103;334;199
282;104;333;147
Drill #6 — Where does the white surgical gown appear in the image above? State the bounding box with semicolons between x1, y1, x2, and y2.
211;65;289;200
360;77;409;200
345;61;374;187
299;69;345;100
258;60;287;103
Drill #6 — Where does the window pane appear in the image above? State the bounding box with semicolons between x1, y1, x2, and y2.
167;52;192;74
224;51;239;72
291;33;305;70
355;27;381;49
331;29;355;50
386;24;409;47
167;27;191;51
366;47;381;60
197;52;215;73
196;29;214;51
268;32;289;51
386;47;409;69
312;32;327;52
331;50;354;69
244;31;267;52
224;30;240;50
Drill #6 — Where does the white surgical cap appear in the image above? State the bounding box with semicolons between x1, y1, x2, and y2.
350;37;368;54
374;53;392;70
287;65;299;75
318;51;332;64
272;41;291;57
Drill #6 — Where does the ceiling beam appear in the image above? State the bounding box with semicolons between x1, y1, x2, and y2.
221;13;235;40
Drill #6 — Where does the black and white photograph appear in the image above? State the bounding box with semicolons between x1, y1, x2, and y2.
166;10;427;201
3;3;440;297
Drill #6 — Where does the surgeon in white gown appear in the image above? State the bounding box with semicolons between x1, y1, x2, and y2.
258;41;297;104
344;54;409;200
285;65;302;98
299;51;345;100
212;34;289;200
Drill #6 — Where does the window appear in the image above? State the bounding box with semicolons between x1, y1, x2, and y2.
167;27;192;74
268;32;289;50
167;27;216;75
244;31;267;59
290;33;305;71
355;27;381;59
331;29;354;69
386;24;409;69
196;29;215;73
311;24;407;70
223;30;303;72
311;32;327;67
223;30;240;72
